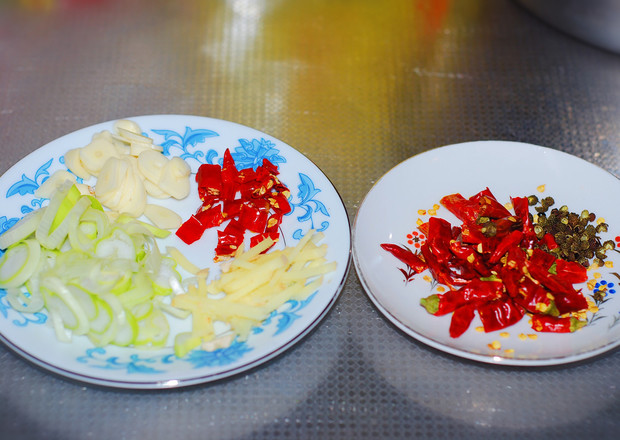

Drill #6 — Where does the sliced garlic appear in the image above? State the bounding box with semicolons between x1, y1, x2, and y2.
143;179;171;199
64;148;91;180
95;157;128;209
113;119;142;135
116;127;153;145
143;204;182;229
137;149;169;184
158;157;191;200
57;119;192;225
79;131;120;176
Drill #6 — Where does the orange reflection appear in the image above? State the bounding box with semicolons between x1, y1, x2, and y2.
416;0;450;38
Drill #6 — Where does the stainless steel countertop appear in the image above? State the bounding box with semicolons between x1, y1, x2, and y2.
1;0;619;438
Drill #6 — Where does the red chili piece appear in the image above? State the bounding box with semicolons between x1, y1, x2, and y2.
531;315;587;333
176;149;292;261
380;243;427;274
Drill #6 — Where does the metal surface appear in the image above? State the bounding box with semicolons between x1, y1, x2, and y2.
518;0;620;54
1;0;619;438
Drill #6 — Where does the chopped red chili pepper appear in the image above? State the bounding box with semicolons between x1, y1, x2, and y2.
269;193;292;215
195;204;226;229
177;148;292;261
238;203;269;233
195;164;222;197
175;215;206;245
260;158;279;176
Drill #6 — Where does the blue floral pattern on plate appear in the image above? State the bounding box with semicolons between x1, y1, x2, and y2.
0;115;350;388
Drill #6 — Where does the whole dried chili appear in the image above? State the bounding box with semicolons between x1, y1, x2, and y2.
530;315;587;333
449;303;476;338
477;298;524;333
380;243;427;274
488;230;523;264
553;259;588;284
420;279;504;316
448;241;492;277
510;276;558;316
177;149;292;261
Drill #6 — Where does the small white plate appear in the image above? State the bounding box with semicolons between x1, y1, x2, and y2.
0;115;351;388
353;141;620;366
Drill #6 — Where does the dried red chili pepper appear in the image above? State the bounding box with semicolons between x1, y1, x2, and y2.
525;261;578;297
420;243;472;287
419;294;446;315
425;217;454;264
496;266;519;298
530;315;586;333
380;243;427;274
477;194;513;220
552;289;589;315
511;276;558;316
459;223;489;247
477;298;524;333
383;187;596;339
449;242;492;276
488;230;523;264
541;232;558;250
440;193;478;224
421;279;504;317
553;259;587;284
449;304;476;338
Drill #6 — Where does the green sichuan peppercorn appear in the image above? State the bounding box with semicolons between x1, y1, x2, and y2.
532;196;615;267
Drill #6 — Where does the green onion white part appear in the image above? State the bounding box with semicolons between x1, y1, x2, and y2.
0;182;185;350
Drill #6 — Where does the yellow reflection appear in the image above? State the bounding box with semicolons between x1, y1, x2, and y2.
193;0;482;195
19;0;56;10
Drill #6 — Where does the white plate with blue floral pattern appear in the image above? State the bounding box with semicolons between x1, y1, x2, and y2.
0;115;351;388
353;141;620;366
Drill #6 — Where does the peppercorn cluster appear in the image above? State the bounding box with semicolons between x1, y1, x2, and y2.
528;195;615;267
